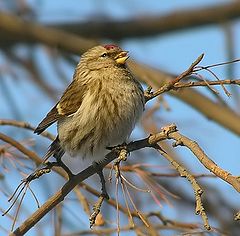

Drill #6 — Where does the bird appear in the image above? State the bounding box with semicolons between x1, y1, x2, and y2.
34;45;145;196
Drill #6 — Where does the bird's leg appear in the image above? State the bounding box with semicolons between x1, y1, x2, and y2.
107;142;129;164
54;156;74;179
92;161;109;200
107;143;129;183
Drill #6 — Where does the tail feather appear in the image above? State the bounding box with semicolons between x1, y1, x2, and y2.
42;136;65;163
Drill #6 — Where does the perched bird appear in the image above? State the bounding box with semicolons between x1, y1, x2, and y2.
34;45;145;181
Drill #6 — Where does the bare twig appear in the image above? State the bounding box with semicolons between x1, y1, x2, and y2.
194;58;240;72
0;119;55;140
89;196;105;228
168;131;240;193
196;67;231;97
147;211;199;229
174;79;240;89
155;145;210;230
144;54;204;102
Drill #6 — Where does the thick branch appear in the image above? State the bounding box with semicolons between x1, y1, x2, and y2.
0;11;96;54
45;2;240;39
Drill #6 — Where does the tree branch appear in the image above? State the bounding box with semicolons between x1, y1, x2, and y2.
0;119;54;140
46;2;240;40
156;147;210;230
0;11;96;54
144;54;204;101
129;60;240;135
0;131;140;219
9;124;240;235
9;125;176;235
168;131;240;193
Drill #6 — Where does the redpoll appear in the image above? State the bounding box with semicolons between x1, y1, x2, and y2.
34;45;145;183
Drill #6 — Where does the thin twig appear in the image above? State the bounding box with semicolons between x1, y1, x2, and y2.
194;58;240;71
144;54;204;101
174;79;240;89
155;145;210;230
120;176;135;228
0;119;55;140
168;131;240;193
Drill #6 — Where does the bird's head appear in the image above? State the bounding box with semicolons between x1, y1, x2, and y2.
80;45;129;70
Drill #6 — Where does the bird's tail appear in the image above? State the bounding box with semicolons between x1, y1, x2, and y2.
42;136;65;163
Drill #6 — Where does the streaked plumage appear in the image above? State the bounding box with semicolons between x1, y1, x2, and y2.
35;45;145;164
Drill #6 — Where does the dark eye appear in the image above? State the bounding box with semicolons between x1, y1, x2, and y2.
101;53;107;58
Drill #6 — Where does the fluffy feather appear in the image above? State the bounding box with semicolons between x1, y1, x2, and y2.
35;45;145;163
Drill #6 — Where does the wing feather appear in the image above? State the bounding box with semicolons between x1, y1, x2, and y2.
34;79;85;134
34;105;61;134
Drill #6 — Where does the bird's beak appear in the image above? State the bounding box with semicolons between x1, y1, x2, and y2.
114;51;129;64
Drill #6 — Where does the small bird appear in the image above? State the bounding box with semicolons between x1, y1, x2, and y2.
34;45;145;189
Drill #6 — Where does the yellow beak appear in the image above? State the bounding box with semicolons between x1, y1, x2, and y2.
114;51;129;64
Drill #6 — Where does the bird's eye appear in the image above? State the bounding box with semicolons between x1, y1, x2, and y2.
101;53;107;58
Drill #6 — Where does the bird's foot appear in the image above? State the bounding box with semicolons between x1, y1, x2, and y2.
54;157;74;179
114;148;128;164
106;146;129;183
106;142;129;161
92;161;109;200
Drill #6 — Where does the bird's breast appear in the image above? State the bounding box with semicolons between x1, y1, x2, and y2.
58;74;144;159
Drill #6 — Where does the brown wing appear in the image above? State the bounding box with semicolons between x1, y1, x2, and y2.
34;79;85;134
34;105;61;134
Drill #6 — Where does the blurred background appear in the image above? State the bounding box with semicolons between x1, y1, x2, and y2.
0;0;240;235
